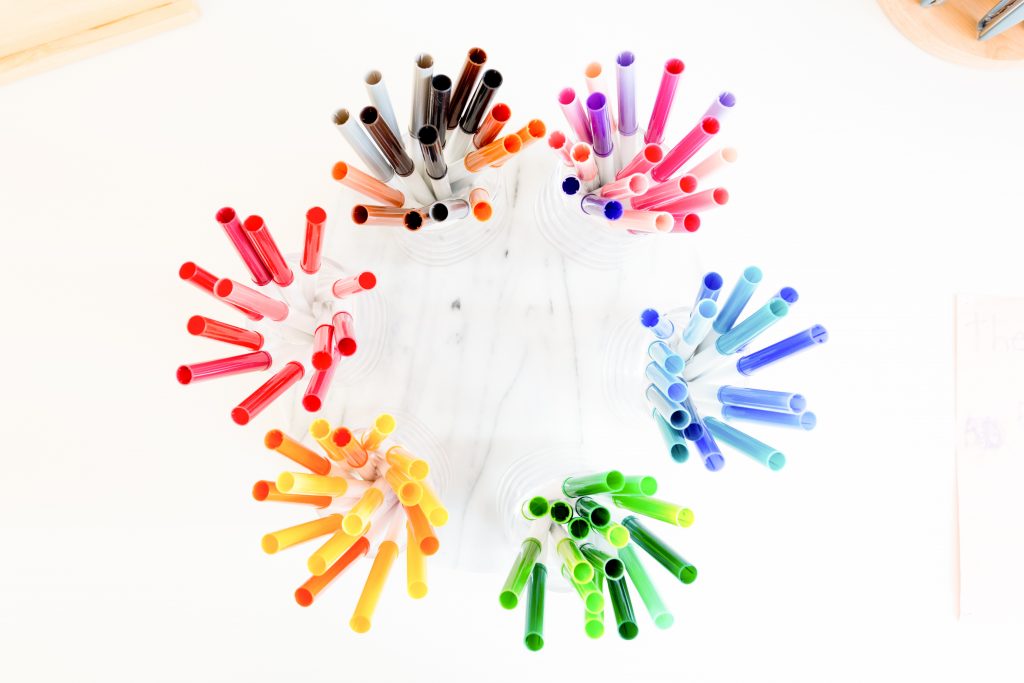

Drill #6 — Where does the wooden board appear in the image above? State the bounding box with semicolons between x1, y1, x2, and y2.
0;0;198;85
878;0;1024;67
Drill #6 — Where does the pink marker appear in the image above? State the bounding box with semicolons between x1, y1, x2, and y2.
599;174;650;200
672;213;701;233
216;208;271;286
557;87;592;145
179;262;261;321
644;58;685;145
177;351;272;385
243;215;294;287
651;117;720;183
630;175;698;211
687;147;737;184
658;188;729;215
332;311;357;357
232;361;304;425
613;210;673;233
214;278;289;321
332;272;377;299
615;144;663;180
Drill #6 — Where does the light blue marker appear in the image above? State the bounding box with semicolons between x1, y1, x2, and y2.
645;362;687;402
676;298;718;358
651;409;689;463
640;308;675;340
684;298;789;380
703;417;786;471
722;406;816;431
736;325;828;376
646;385;690;429
712;266;762;335
648;341;683;375
717;386;806;413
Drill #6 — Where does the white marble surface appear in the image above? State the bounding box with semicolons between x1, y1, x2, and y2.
2;0;1024;681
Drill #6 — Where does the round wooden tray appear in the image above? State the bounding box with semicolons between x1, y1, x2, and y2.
878;0;1024;67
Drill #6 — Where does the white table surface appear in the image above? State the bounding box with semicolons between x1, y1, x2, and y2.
1;0;1023;680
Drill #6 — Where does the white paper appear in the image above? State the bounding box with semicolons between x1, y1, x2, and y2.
955;294;1024;623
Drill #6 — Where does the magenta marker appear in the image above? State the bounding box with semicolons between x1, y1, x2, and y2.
644;58;684;145
651;117;720;183
558;87;592;144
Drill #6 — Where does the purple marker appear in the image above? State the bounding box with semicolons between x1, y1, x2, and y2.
615;51;640;168
586;92;615;184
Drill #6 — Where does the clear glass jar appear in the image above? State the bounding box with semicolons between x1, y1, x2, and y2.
535;163;653;270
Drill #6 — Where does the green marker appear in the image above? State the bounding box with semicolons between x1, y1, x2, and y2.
596;521;630;549
523;563;547;651
562;470;625;497
617;475;658;497
552;523;594;584
568;516;592;541
622;515;697;584
612;495;694;527
548;499;573;524
580;542;625;580
521;495;550;520
499;518;548;609
560;565;604;614
574;496;611;528
618;544;674;629
607;575;638;640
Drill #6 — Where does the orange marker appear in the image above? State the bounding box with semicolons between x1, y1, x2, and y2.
416;480;449;527
384;466;423;506
309;419;347;461
332;161;405;207
469;187;492;221
331;427;369;467
404;504;439;556
494;119;544;167
384;445;429;480
308;526;367;576
251;481;331;508
264;429;331;475
295;536;370;606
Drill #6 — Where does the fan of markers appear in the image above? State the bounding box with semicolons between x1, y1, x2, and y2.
643;267;829;470
332;46;545;232
501;470;696;649
254;415;447;633
177;206;376;425
550;51;736;234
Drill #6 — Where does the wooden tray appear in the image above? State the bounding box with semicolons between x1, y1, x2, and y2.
878;0;1024;67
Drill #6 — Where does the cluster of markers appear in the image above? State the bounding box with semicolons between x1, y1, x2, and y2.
500;470;695;650
177;206;377;424
549;52;736;234
333;47;545;232
253;415;447;633
643;267;829;470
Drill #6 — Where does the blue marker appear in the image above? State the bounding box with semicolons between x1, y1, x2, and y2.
716;386;806;413
646;385;690;429
645;362;687;402
562;175;582;196
693;272;724;308
722;406;816;430
580;194;624;220
640;308;675;340
775;287;799;305
736;325;828;376
683;397;724;471
648;341;683;375
652;409;689;463
684;298;789;380
703;417;786;471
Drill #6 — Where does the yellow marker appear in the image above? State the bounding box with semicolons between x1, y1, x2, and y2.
277;472;349;497
264;429;331;475
261;514;342;554
384;466;423;506
309;419;347;461
385;444;429;480
342;485;385;536
349;540;399;633
417;479;449;527
307;526;367;576
406;523;428;599
361;413;396;451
